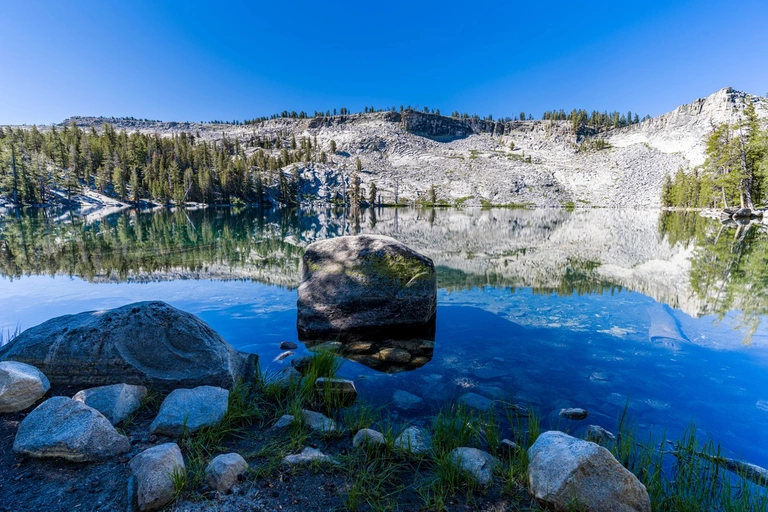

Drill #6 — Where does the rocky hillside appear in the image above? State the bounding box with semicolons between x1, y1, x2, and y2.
57;87;767;208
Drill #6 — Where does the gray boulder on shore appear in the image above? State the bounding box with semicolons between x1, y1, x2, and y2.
13;396;131;462
528;431;651;512
73;383;147;425
0;361;50;413
449;447;499;486
205;453;249;493
150;386;229;437
130;443;185;511
0;301;257;393
297;235;437;338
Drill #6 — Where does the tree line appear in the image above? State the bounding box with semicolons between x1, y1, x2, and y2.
0;122;347;206
661;98;767;210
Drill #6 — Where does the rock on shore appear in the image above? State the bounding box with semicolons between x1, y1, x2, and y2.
528;431;650;512
0;301;257;393
13;396;131;462
0;361;50;412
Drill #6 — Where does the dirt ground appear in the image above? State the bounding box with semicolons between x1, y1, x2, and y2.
0;396;538;512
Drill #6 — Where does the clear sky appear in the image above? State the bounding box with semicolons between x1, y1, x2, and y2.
1;0;766;125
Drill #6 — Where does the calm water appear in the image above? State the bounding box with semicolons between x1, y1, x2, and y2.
2;206;768;466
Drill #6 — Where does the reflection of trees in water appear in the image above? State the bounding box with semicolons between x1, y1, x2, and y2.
1;207;640;300
659;211;768;344
0;207;307;282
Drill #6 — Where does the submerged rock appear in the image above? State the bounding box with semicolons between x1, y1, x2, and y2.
393;390;425;410
647;304;688;350
0;361;50;413
449;447;499;485
458;392;495;412
130;443;185;511
73;383;147;425
0;301;257;393
150;386;229;437
528;431;650;512
559;407;589;420
13;396;130;462
205;453;248;493
297;235;436;338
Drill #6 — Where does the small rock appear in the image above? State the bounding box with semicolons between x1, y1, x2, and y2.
352;428;386;449
291;356;312;374
150;386;229;437
205;453;248;493
585;425;616;444
73;383;147;425
0;361;50;413
270;367;301;390
458;392;494;412
273;414;295;429
279;341;298;350
130;443;185;511
393;390;424;410
559;407;589;420
272;410;336;432
273;351;293;362
315;378;357;406
301;409;337;432
394;426;431;455
13;396;130;462
283;447;332;465
449;447;499;485
528;431;651;512
500;438;518;454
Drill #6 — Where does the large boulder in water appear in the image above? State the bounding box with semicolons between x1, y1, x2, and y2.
0;301;257;394
528;431;651;512
297;235;436;338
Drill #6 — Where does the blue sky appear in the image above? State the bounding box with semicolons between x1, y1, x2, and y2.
1;0;766;125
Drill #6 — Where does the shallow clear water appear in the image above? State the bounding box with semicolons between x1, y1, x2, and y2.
2;206;768;466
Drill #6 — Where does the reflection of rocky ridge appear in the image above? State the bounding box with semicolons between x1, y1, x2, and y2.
0;208;711;316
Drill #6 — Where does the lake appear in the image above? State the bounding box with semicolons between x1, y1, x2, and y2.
2;206;768;467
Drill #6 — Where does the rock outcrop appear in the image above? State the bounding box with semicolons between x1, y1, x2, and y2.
13;396;131;462
73;383;146;425
297;235;437;338
130;443;185;511
0;301;257;393
0;361;50;413
528;431;651;512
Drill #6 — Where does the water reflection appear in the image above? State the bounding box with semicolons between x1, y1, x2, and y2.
2;206;766;337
